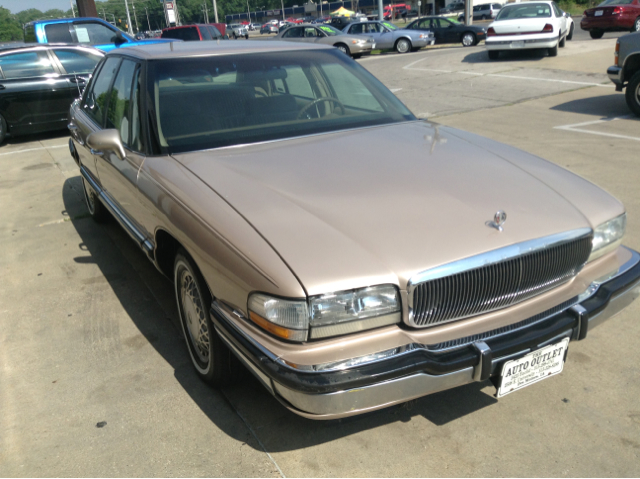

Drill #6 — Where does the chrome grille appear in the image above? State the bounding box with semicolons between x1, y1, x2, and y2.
410;232;592;328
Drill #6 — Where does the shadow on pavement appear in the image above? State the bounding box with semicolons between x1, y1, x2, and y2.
550;93;632;118
62;175;498;453
462;48;547;63
0;129;68;148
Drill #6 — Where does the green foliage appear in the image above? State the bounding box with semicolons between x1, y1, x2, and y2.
0;7;23;41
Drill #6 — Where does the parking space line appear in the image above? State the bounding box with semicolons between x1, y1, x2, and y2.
0;144;67;156
554;115;640;141
403;64;613;87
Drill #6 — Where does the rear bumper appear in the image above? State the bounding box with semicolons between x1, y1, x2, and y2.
580;17;634;31
486;35;558;51
212;247;640;419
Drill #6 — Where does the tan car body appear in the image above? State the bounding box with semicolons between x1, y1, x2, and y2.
68;41;640;419
273;23;375;56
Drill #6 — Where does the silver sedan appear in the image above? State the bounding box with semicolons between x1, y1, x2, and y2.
274;23;375;58
343;20;434;53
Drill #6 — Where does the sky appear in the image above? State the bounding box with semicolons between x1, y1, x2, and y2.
0;0;75;13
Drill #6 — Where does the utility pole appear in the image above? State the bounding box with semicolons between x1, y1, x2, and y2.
70;0;76;17
123;0;134;34
132;2;139;33
212;0;219;23
281;0;285;20
378;0;383;20
145;7;151;31
101;8;106;20
76;0;98;17
203;2;209;23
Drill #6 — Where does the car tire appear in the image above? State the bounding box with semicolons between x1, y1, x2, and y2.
81;177;109;223
548;42;558;56
335;43;350;56
488;50;500;60
245;34;249;39
395;38;411;53
633;17;640;32
0;114;6;145
567;23;574;40
559;33;566;47
174;249;235;386
589;30;604;39
625;71;640;117
462;32;476;46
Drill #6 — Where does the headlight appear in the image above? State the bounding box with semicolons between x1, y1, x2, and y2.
309;285;401;339
589;213;626;262
247;285;401;342
248;294;309;341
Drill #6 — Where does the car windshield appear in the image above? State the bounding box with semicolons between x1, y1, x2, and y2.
317;25;342;36
382;21;398;30
597;0;634;4
495;3;552;19
149;50;415;154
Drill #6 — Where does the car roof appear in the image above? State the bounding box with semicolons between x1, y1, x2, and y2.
26;17;112;26
0;43;104;54
106;40;333;60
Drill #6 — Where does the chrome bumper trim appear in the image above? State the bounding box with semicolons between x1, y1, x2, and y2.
607;65;623;85
273;367;475;418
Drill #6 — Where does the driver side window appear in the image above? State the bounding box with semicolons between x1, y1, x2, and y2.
83;57;120;126
106;59;139;149
350;23;364;34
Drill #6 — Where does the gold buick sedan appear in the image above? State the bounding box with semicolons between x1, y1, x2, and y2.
68;41;640;419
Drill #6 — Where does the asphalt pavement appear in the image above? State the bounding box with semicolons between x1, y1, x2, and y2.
0;33;639;477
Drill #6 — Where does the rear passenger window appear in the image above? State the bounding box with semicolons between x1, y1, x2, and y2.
45;24;73;43
71;23;117;44
0;51;55;79
53;49;102;74
83;57;120;126
282;65;313;99
208;26;222;38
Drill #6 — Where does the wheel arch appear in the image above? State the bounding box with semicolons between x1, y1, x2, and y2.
623;52;640;82
154;228;185;280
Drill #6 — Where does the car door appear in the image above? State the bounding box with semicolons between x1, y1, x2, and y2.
410;17;432;33
551;2;567;35
366;23;390;49
0;49;69;135
72;56;121;182
50;47;104;105
429;18;448;43
281;26;306;41
440;18;460;43
94;58;149;232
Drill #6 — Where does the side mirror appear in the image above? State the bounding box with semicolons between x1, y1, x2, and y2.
87;129;126;161
112;31;127;45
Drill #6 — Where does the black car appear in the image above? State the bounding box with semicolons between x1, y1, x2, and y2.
406;16;486;46
0;44;103;144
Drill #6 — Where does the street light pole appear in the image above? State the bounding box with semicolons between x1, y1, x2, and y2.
70;0;76;17
132;2;139;33
212;0;219;23
123;0;134;34
145;7;151;31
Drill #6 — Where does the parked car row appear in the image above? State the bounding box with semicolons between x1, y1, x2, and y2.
580;0;640;38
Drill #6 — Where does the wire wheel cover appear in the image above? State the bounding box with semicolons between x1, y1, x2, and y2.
180;271;210;363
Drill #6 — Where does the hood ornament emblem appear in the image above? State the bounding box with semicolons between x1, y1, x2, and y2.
487;210;507;232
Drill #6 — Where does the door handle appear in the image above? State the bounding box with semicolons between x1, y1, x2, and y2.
69;77;87;84
90;148;104;156
67;123;78;131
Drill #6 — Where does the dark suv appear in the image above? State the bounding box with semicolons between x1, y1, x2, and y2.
161;24;225;41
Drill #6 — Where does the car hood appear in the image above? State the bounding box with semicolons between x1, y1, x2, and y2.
174;121;602;296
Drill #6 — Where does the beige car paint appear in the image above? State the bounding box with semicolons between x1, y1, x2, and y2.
70;41;626;371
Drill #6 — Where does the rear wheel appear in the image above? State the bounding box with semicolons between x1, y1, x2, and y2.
633;17;640;32
395;38;411;53
81;177;109;223
174;249;235;385
559;33;566;47
589;30;604;39
548;42;558;56
625;71;640;117
462;32;476;46
567;23;574;40
0;114;6;145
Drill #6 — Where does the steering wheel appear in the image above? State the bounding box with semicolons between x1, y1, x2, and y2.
297;97;346;119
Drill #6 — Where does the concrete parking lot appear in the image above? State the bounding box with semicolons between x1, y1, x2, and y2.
1;35;639;477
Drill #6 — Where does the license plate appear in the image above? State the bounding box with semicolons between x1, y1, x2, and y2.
595;10;603;16
511;40;525;48
497;338;569;398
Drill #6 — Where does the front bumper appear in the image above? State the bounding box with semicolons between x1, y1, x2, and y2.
212;247;640;419
608;65;624;88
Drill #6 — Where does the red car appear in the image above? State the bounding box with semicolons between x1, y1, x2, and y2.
161;24;225;41
581;0;640;38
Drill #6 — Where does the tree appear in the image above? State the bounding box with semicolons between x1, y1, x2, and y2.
0;7;24;42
